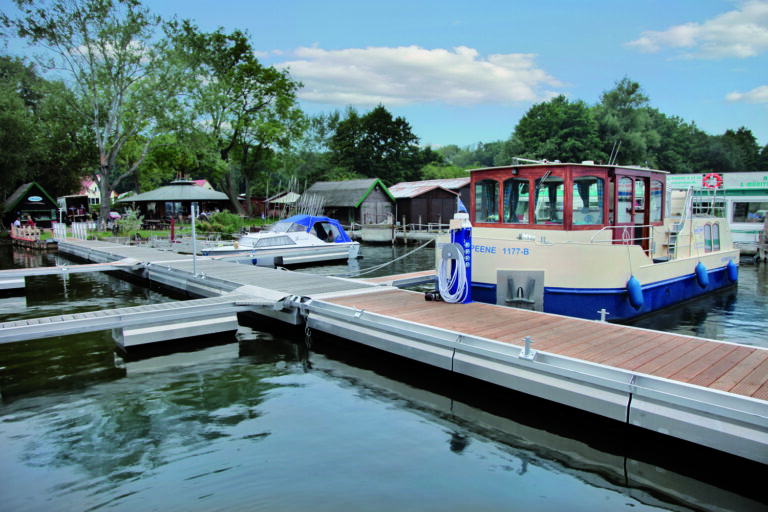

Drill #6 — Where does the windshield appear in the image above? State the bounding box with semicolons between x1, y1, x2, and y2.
266;221;307;233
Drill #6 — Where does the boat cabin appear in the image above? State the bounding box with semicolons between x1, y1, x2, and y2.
471;162;668;252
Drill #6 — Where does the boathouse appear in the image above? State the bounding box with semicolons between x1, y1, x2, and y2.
3;182;59;228
304;179;395;225
116;179;230;221
389;177;470;227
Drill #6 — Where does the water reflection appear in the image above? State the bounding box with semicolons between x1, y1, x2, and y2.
1;244;767;511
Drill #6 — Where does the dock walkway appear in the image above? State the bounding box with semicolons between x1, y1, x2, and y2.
4;238;768;464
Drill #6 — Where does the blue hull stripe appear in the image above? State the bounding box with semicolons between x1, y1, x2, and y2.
471;265;737;321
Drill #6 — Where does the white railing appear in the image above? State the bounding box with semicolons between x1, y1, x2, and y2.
52;221;67;240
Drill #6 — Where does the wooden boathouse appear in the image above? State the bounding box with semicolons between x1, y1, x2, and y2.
1;238;767;468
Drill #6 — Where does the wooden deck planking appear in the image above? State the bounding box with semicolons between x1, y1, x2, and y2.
709;350;768;392
730;356;768;397
324;288;768;400
687;346;754;388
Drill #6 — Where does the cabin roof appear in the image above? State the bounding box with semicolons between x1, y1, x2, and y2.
389;178;469;199
467;162;669;175
304;178;395;207
4;182;58;212
116;180;229;203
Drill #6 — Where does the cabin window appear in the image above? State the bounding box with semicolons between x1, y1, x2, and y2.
503;178;530;224
572;176;604;225
650;180;663;222
732;202;768;223
534;177;564;224
255;235;295;247
617;178;633;223
704;223;712;252
633;180;646;224
713;222;721;251
475;180;499;223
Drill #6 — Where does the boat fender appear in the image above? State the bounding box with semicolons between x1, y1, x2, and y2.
695;262;709;288
627;275;643;310
234;241;239;249
727;260;738;283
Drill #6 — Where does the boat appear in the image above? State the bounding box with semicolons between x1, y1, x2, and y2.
667;171;768;259
436;161;740;322
201;214;360;267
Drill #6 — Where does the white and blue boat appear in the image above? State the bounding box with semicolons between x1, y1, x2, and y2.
201;214;360;267
438;161;740;321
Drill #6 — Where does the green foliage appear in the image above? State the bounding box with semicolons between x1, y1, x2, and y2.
175;22;305;215
593;77;660;166
512;95;604;163
116;208;143;234
3;0;191;227
329;105;441;186
196;211;243;234
419;162;468;180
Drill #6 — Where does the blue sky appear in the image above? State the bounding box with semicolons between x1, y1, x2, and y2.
11;0;768;151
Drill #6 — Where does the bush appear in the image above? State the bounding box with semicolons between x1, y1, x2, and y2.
116;208;143;234
197;211;243;234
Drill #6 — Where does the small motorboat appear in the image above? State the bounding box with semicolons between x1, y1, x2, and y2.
201;214;360;267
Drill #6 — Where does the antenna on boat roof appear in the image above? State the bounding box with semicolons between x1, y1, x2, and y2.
608;140;621;165
512;157;548;165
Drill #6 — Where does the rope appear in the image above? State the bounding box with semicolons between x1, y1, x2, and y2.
336;238;434;277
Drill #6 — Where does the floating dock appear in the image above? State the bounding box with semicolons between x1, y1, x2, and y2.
2;238;767;465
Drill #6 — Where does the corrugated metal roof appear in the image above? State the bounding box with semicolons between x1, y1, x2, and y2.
305;179;394;207
116;180;229;203
388;178;469;199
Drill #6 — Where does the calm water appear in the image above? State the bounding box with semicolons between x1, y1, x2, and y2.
1;242;767;511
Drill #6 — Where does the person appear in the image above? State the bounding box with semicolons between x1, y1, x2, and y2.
326;229;334;242
26;215;35;227
13;217;21;228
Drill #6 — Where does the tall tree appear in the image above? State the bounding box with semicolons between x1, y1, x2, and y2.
509;94;603;163
177;22;304;214
0;55;93;201
329;105;438;185
4;0;188;225
592;77;660;166
722;127;761;171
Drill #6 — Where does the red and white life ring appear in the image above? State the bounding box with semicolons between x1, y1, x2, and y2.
703;172;723;189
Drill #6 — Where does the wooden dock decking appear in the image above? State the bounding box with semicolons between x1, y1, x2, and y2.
322;288;768;401
4;238;768;465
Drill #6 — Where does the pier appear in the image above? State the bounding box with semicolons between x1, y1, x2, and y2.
2;238;767;465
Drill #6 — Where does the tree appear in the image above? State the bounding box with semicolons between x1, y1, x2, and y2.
177;22;304;214
722;127;761;171
510;95;603;163
329;105;439;186
0;55;93;200
4;0;188;226
592;77;660;166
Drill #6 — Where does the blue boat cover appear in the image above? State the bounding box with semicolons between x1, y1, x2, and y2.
282;215;353;243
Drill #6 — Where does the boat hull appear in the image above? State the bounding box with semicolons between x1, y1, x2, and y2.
469;263;737;321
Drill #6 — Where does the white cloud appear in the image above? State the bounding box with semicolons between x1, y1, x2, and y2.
726;84;768;102
276;45;562;107
627;0;768;59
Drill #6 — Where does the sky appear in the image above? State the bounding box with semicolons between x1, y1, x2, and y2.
8;0;768;150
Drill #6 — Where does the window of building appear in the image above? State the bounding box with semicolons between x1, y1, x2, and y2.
503;178;530;224
475;180;499;223
732;202;768;223
572;176;603;225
